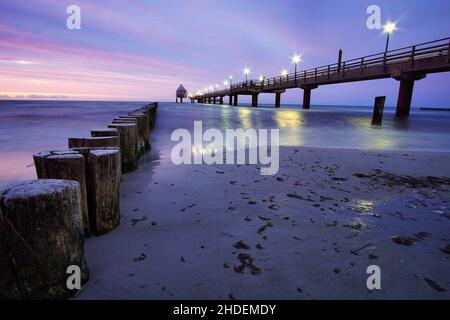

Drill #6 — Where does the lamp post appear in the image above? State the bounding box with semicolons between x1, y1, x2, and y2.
281;68;288;81
291;54;301;84
383;21;397;52
243;67;251;84
258;75;265;88
382;22;397;69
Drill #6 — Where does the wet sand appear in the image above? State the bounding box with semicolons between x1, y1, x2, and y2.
76;146;450;300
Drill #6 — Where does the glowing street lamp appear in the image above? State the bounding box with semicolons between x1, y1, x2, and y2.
281;68;288;77
383;21;397;52
292;54;302;83
243;67;251;83
258;75;265;82
292;54;301;71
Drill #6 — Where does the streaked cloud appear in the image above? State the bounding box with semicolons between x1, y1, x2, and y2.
0;0;449;105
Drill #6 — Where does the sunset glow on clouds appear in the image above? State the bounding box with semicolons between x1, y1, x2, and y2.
1;0;450;105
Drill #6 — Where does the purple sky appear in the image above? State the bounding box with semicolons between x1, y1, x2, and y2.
0;0;449;106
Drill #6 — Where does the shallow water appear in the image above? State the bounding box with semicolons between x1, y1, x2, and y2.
1;100;449;183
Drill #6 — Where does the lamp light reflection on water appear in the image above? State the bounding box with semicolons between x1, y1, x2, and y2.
274;110;303;128
238;108;253;129
274;110;304;146
348;117;398;149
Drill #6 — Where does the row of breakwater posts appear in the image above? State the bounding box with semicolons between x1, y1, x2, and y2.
0;102;157;299
190;37;450;117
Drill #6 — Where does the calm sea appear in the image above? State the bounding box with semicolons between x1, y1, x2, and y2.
1;100;450;184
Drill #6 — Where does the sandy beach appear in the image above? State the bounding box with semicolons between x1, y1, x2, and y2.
75;146;450;300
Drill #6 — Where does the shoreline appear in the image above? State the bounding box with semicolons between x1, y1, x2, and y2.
76;145;450;300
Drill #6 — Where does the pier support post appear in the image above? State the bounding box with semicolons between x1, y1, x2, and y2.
219;96;224;104
394;72;426;117
275;92;281;108
251;93;259;107
300;84;318;109
228;95;232;105
0;179;89;299
396;80;414;117
233;95;238;106
303;89;312;109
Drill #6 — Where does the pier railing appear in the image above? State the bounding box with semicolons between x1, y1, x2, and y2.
198;37;450;97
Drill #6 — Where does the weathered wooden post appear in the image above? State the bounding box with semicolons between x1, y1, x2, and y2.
68;136;119;149
91;128;118;137
112;118;141;156
140;107;154;131
69;147;121;235
33;150;90;235
87;149;121;235
0;179;89;299
127;112;150;150
116;116;147;154
147;105;157;130
371;96;386;125
108;123;138;173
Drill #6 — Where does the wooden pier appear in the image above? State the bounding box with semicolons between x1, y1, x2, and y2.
191;37;450;117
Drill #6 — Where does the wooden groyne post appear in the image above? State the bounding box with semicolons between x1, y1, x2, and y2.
107;123;139;173
0;179;89;299
33;150;90;235
1;102;158;299
91;128;119;137
87;149;121;235
68;136;119;149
